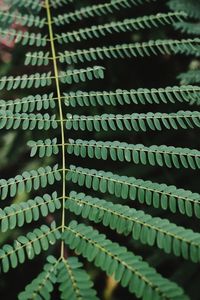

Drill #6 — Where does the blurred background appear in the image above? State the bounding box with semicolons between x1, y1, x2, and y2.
0;0;200;299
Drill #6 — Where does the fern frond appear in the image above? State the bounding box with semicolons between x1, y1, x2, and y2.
60;66;105;85
67;191;200;262
67;139;200;170
0;93;55;114
18;256;58;300
59;38;200;64
0;165;61;200
174;22;200;36
178;70;200;85
55;12;186;44
0;222;60;273
0;192;61;232
5;0;43;12
67;165;200;218
0;72;52;91
57;257;99;300
0;68;104;90
25;52;51;66
28;138;59;158
0;28;47;47
63;85;200;107
65;111;200;132
64;221;188;300
0;0;199;297
0;111;57;130
0;11;46;29
167;0;200;20
49;0;73;8
53;0;157;26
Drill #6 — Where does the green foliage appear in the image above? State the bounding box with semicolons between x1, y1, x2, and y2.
63;221;188;300
0;11;46;28
18;256;58;300
178;70;200;85
0;72;52;91
25;51;50;66
59;66;105;85
0;0;199;299
0;165;61;200
0;111;57;130
50;0;74;8
67;139;200;169
59;38;200;64
66;191;200;262
0;93;56;113
57;257;99;300
28;138;59;158
65;111;200;132
53;0;157;26
67;165;200;218
55;12;187;44
0;221;60;273
0;192;61;232
63;86;200;107
5;0;42;12
169;0;200;95
0;27;47;47
174;22;200;36
168;0;200;20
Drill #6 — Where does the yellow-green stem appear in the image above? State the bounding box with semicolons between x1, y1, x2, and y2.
45;0;66;258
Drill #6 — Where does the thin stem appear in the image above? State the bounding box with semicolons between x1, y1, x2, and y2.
45;0;66;258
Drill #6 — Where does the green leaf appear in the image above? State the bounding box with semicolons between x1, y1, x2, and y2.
67;165;200;218
63;221;188;300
